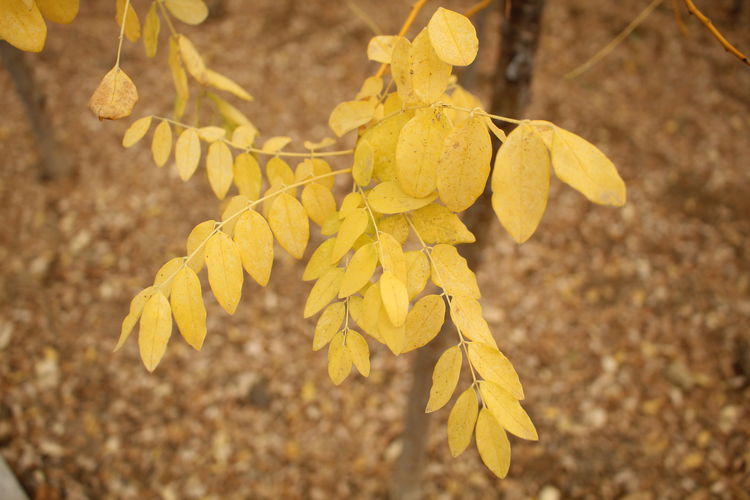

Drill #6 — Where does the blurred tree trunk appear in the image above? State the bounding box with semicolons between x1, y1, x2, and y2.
389;1;546;499
0;43;70;181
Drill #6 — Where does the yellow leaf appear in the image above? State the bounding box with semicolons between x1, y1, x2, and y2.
367;181;437;214
356;76;383;100
479;381;538;441
151;120;173;167
448;387;479;457
209;93;251;127
410;28;452;104
143;2;160;58
379;214;410;246
352;139;374;187
234;210;274;286
339;243;378;298
367;35;396;63
164;0;208;25
449;295;497;348
37;0;78;24
447;85;484;125
308;158;335;189
232;125;258;148
548;125;626;206
437;116;492;212
346;330;370;377
358;284;384;341
138;292;172;372
426;344;462;412
427;7;478;66
116;0;141;42
198;126;226;142
268;193;309;259
261;136;292;154
153;257;182;296
175;128;201;180
486;117;506;143
361;110;413;182
332;208;369;263
328;99;377;137
122;116;152;148
0;0;47;52
405;250;430;299
391;36;415;104
430;244;480;298
377;305;405;354
396;108;451;197
303;137;335;150
304;267;345;318
468;343;523;400
185;220;215;273
220;195;250;237
168;37;189;100
327;332;352;385
88;67;138;120
265;157;294;186
303;238;336;281
115;286;157;351
379;271;408;327
178;34;207;83
475;408;511;478
491;124;550;243
403;294;445;352
410;204;475;245
313;302;345;351
378;232;406;282
338;192;363;219
205;69;253;101
206;141;234;199
170;267;207;350
205;232;243;314
233;153;261;200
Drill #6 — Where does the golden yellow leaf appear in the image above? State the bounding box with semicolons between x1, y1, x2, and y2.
151;120;172;167
328;99;377;137
358;284;384;341
446;85;483;125
379;271;408;327
170;267;207;350
449;295;497;348
427;7;478;66
379;214;409;245
367;181;437;214
410;204;475;245
261;136;292;154
88;67;138;120
332;208;369;263
168;37;189;100
122;116;152;148
426;344;462;412
0;0;46;52
479;381;538;441
37;0;78;24
220;195;250;237
468;343;523;400
486;117;506;142
210;93;251;127
391;36;414;104
346;330;370;377
436;116;492;212
206;141;233;199
153;257;182;296
266;157;295;186
164;0;208;25
396;108;451;197
352;139;374;187
339;243;378;298
138;291;172;372
115;286;157;351
178;34;207;83
405;250;430;299
185;220;215;273
356;76;383;100
361;111;413;182
304;267;345;318
491;124;550;243
310;158;335;189
303;137;335;151
338;192;363;219
205;232;243;314
303;238;336;281
268;193;309;259
174;128;201;180
378;232;406;282
234;210;274;286
198;126;226;142
232;125;257;148
410;28;452;104
430;244;480;299
233;153;261;200
448;387;479;457
403;294;445;352
143;2;159;58
313;302;345;351
377;305;405;354
205;69;253;101
475;408;511;478
327;332;352;385
116;0;140;42
367;35;396;63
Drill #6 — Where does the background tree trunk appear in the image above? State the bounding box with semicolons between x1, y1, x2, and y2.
389;1;546;498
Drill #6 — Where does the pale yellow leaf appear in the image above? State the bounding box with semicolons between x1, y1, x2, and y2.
303;238;336;281
431;244;480;298
186;220;215;273
360;110;413;182
396;108;451;197
379;214;410;246
37;0;78;24
205;69;253;101
310;158;335;189
352;139;374;187
268;193;309;259
116;0;140;42
175;128;201;181
122;116;152;148
327;332;352;385
448;387;479;457
205;232;243;314
403;294;445;352
205;141;233;199
198;126;226;142
165;0;208;25
151;120;173;167
426;344;462;412
447;85;484;125
338;192;363;219
328;99;377;137
410;28;452;104
358;283;384;341
367;35;396;63
178;34;207;83
313;302;345;351
209;93;252;127
437;116;492;212
304;267;345;318
377;305;405;354
339;243;378;298
332;208;369;263
491;124;550;243
479;381;538;441
379;271;408;328
410;204;475;245
143;2;160;58
468;342;523;400
234;210;274;286
486;117;506;143
367;181;437;214
303;137;335;150
232;125;258;148
168;37;189;100
378;232;406;282
261;136;292;154
449;295;497;348
138;291;172;372
427;7;478;66
356;76;383;100
88;67;138;120
115;286;156;351
266;157;294;186
153;257;182;296
405;250;430;300
346;330;370;377
391;36;414;104
0;0;46;52
170;267;207;350
220;195;250;237
233;153;261;200
475;408;511;478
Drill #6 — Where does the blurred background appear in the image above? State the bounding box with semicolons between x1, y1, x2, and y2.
0;0;749;498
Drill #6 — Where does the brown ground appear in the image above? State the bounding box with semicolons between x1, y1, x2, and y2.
1;1;749;499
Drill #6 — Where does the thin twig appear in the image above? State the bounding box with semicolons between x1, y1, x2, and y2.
671;0;689;36
682;0;750;66
464;0;493;18
346;0;382;35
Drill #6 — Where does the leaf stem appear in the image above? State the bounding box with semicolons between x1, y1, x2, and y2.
155;0;179;38
114;0;131;68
